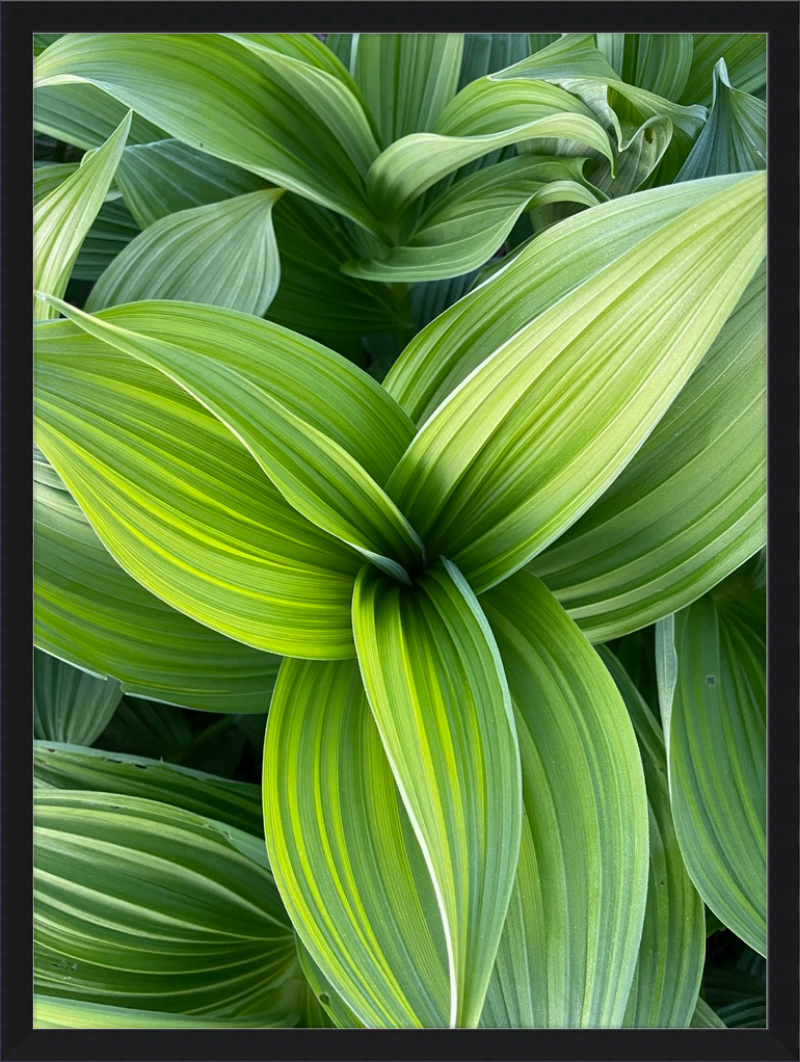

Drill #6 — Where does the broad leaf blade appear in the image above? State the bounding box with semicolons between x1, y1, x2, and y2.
35;320;362;659
34;650;123;746
34;446;280;711
264;658;451;1028
35;791;298;1019
657;573;766;955
529;262;766;641
681;34;766;106
387;172;766;594
40;297;423;579
33;111;131;319
86;189;285;316
34;994;301;1029
599;647;705;1028
352;559;522;1028
34;81;166;150
479;572;649;1027
596;34;693;101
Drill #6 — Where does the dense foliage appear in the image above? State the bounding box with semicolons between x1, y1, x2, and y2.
33;31;766;1029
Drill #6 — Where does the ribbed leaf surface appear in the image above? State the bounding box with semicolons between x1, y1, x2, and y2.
34;650;123;746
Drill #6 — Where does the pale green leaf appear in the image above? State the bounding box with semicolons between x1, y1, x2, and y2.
353;559;521;1028
35;791;298;1018
33;162;80;203
39;297;423;581
677;59;766;181
387;173;766;594
34;649;123;746
34;445;280;712
34;111;131;319
34;740;264;838
34;993;301;1029
35;319;362;659
353;34;464;148
681;34;766;106
264;657;451;1028
599;647;705;1028
459;34;531;90
34;33;382;230
479;572;649;1027
34;81;166;149
366;77;613;226
86;189;285;316
71;198;141;281
596;34;693;101
529;262;766;642
657;574;766;955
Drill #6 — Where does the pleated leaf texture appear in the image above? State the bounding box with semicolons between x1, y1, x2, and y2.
32;30;768;1031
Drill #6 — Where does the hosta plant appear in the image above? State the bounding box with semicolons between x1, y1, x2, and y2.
32;31;767;1030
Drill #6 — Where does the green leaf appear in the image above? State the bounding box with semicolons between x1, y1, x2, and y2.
264;658;451;1028
34;81;167;150
690;997;727;1028
366;78;613;226
35;318;362;659
39;297;423;581
35;791;298;1019
34;993;302;1029
34;161;81;203
479;572;649;1027
529;262;766;642
704;966;766;1028
34;649;123;745
295;937;365;1029
677;60;766;181
598;647;705;1028
35;445;280;712
85;189;284;316
386;172;766;594
343;155;602;283
657;573;766;955
71;198;141;282
681;34;766;106
95;696;193;761
353;34;464;149
34;111;131;319
34;33;382;230
34;740;263;838
352;559;522;1028
459;34;532;90
596;34;693;101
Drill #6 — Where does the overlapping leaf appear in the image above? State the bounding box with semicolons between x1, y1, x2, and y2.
599;647;705;1028
34;111;130;319
386;172;765;594
657;569;766;955
34;791;298;1019
39;297;423;580
479;572;649;1027
86;189;285;316
530;261;765;642
34;33;382;230
34;81;166;150
353;559;521;1028
34;445;280;712
35;318;362;659
681;34;766;106
596;34;693;101
34;650;123;746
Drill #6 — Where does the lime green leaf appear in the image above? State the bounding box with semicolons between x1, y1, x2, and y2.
596;34;693;101
34;33;64;56
352;559;521;1028
479;572;648;1027
34;162;80;203
34;81;166;150
35;319;362;659
677;59;765;181
295;937;365;1029
35;445;280;711
34;650;123;745
690;997;727;1028
115;139;268;229
598;647;705;1028
681;34;766;106
657;572;766;955
353;34;464;149
343;155;602;283
86;189;284;316
35;791;298;1018
34;33;382;230
34;741;264;838
264;658;451;1028
34;111;131;319
40;297;423;580
34;993;301;1029
366;78;613;225
529;262;765;642
387;172;766;594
